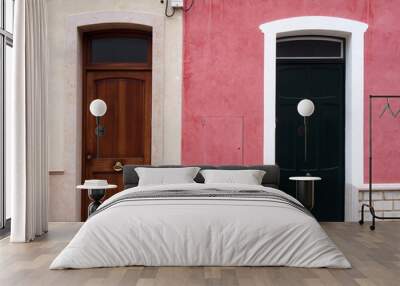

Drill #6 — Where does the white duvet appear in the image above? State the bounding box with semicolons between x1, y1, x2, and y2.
50;183;350;269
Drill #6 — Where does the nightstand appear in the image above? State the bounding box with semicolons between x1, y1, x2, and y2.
289;176;321;210
77;180;117;216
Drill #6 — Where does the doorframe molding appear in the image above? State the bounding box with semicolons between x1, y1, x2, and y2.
259;16;368;221
62;11;166;220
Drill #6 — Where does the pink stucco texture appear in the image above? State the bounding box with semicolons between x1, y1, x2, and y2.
182;0;400;183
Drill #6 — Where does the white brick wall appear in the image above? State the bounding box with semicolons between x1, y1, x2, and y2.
358;189;400;221
362;211;383;221
373;200;393;210
384;191;400;200
383;211;400;218
362;191;383;201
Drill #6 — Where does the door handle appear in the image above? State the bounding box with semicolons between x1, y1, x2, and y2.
113;161;123;172
87;154;93;160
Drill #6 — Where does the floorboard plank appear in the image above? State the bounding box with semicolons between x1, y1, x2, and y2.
0;222;399;286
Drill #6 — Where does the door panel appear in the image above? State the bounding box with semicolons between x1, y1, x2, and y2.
82;71;151;220
276;63;345;221
201;116;243;164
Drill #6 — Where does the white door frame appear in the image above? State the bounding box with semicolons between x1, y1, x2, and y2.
259;16;368;221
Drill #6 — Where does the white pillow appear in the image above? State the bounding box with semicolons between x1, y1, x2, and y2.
135;167;201;186
200;169;266;185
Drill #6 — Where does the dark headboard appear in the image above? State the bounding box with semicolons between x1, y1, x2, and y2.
123;165;280;189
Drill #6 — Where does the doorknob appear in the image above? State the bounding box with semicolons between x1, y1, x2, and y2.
113;161;123;172
87;154;93;160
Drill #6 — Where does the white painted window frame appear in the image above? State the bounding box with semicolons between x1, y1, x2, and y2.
259;16;368;221
276;36;344;60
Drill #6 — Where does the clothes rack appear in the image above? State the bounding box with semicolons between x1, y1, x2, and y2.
359;95;400;230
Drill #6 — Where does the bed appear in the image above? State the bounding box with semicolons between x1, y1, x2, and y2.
50;165;350;269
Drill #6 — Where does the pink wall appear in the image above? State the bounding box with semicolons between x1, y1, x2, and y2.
182;0;400;183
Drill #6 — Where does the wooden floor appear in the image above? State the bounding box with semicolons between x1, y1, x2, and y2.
0;222;399;286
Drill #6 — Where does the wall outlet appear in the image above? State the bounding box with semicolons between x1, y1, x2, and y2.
170;0;184;8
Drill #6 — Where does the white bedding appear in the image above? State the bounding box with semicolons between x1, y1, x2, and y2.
50;183;350;269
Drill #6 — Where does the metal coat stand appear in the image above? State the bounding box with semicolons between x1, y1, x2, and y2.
359;95;400;230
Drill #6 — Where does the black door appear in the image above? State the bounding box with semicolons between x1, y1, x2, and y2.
276;63;345;221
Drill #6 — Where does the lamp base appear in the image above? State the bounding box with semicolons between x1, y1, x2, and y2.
95;125;105;137
88;189;106;216
296;180;315;210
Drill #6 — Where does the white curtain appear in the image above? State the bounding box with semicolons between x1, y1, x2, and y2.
10;0;48;242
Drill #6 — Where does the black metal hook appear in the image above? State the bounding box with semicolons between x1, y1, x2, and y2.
379;97;400;118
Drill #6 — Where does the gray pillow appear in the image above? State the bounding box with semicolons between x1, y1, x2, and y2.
135;167;201;186
200;169;266;185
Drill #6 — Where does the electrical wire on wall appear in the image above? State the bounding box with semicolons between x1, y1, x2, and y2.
160;0;195;17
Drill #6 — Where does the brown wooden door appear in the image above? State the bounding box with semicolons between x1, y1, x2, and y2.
82;72;151;220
